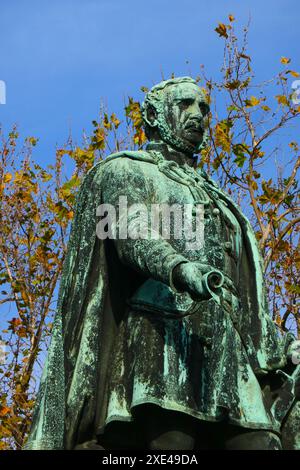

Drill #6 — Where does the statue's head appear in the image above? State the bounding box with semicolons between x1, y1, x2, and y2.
142;77;210;155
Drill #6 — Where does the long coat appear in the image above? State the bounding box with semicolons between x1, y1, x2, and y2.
25;147;299;449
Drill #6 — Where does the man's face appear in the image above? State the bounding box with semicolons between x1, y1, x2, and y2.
162;82;209;149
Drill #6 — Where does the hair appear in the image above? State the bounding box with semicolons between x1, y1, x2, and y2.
141;77;197;139
141;76;209;154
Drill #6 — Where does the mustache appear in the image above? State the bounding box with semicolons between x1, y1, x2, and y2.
184;118;204;132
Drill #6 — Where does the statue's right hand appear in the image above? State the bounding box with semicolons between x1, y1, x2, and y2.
172;261;221;301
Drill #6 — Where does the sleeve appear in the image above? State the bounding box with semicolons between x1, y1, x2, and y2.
100;157;188;289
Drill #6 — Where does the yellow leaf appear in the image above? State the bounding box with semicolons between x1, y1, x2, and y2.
3;173;12;183
214;122;231;153
133;128;146;146
110;113;121;129
291;71;300;77
245;96;261;107
103;114;112;130
289;141;299;151
280;57;291;65
215;23;228;39
41;171;52;182
228;14;235;22
14;171;23;185
251;181;258;191
225;80;241;90
261;105;271;112
275;94;289;106
27;137;38;146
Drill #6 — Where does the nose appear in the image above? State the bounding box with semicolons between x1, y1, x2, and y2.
188;102;204;122
188;110;203;126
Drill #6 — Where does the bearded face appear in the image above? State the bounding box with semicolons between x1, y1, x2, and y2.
144;81;210;154
162;82;209;151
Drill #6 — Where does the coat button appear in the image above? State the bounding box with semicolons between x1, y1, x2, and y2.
212;208;220;216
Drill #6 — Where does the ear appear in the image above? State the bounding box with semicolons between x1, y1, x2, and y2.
144;104;158;128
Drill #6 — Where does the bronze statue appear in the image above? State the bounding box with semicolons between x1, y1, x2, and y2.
25;77;300;450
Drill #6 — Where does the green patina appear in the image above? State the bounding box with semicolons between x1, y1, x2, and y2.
25;78;300;450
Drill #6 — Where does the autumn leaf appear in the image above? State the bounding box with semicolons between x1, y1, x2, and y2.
103;113;112;130
40;170;52;182
212;152;225;170
214;120;233;153
91;127;106;151
289;141;299;151
275;94;289;106
225;80;241;90
280;57;291;65
110;113;121;129
215;23;228;39
17;327;27;338
9;318;22;330
26;137;38;146
228;14;235;22
286;70;300;78
3;173;12;183
133;128;146;146
232;143;249;168
244;96;261;107
0;406;11;417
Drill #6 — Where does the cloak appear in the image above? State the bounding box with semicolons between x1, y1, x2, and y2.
24;149;300;449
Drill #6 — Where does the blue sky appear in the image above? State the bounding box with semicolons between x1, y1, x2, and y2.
0;0;299;162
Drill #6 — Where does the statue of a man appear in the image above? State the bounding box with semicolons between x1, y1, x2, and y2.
25;77;300;450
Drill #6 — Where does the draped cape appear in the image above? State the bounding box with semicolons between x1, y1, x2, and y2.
25;151;300;449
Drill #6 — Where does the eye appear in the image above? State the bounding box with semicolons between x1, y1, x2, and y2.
179;98;194;108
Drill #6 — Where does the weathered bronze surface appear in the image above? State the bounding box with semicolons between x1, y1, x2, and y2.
25;77;300;450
